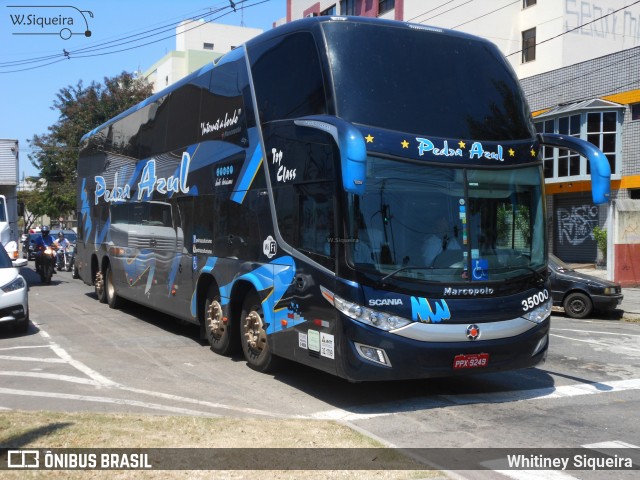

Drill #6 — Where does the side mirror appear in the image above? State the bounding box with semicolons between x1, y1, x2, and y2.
294;116;367;195
12;258;27;268
537;133;611;204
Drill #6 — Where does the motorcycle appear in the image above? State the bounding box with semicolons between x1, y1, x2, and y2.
36;245;57;284
56;243;75;272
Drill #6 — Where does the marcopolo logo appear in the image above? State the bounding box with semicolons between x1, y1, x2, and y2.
7;5;93;40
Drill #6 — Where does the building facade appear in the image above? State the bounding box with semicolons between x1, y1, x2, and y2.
143;20;262;93
522;47;640;263
285;0;640;264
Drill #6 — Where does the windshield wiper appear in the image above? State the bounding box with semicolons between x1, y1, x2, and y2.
377;266;433;287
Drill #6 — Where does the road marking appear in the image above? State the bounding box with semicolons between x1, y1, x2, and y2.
0;329;293;419
0;345;50;351
310;378;640;421
552;328;640;337
485;469;578;480
0;387;221;417
0;355;66;363
551;333;640;354
0;371;103;386
48;343;117;387
583;441;639;448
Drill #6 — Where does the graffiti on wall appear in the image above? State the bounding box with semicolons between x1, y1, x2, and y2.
557;205;598;246
565;0;640;45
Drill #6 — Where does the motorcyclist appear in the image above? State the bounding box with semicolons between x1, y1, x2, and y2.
54;231;71;269
34;226;57;274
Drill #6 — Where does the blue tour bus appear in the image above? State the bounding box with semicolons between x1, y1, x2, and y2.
76;17;610;381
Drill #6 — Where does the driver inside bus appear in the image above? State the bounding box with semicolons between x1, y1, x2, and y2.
422;215;461;267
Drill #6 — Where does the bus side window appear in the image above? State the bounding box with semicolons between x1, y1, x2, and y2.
248;32;327;123
264;124;338;270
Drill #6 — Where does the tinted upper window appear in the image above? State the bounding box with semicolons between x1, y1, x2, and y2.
323;22;535;141
248;32;327;123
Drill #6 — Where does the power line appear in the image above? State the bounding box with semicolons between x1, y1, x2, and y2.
450;1;519;29
507;0;640;57
412;0;476;24
0;0;271;74
0;3;228;67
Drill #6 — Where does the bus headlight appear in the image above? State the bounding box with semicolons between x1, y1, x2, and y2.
521;299;552;324
334;294;411;331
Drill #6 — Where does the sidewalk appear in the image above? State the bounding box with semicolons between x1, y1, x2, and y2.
571;264;640;317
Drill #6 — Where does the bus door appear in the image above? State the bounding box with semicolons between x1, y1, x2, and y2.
262;121;340;375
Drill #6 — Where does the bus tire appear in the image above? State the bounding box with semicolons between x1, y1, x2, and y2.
240;291;279;373
204;285;238;355
563;292;592;319
95;270;107;303
106;264;123;309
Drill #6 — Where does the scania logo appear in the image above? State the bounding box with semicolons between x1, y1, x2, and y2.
368;299;403;306
466;324;480;341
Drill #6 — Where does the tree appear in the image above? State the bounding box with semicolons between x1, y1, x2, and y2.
27;71;153;218
17;179;49;231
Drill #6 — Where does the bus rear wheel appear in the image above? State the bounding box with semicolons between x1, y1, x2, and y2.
240;291;278;372
95;270;107;303
106;265;122;309
205;286;238;355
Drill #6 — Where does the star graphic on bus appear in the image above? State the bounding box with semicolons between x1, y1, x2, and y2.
508;148;515;156
365;134;374;143
530;148;537;157
458;140;466;149
401;140;409;148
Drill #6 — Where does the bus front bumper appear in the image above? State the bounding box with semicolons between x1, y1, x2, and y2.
338;315;550;382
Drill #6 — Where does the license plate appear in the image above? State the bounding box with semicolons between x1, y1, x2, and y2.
453;353;489;369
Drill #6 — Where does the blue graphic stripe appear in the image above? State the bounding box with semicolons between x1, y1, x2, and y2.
231;144;262;204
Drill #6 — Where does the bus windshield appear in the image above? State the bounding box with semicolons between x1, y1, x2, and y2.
347;157;545;283
324;21;534;141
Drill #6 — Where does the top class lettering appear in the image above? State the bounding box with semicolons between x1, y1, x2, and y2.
416;138;504;162
201;109;241;135
94;151;191;205
272;148;296;183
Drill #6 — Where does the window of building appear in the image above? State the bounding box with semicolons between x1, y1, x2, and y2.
632;103;640;121
522;28;536;63
523;0;537;8
340;0;356;15
534;105;622;181
203;42;214;50
379;0;395;15
321;5;336;16
587;111;618;175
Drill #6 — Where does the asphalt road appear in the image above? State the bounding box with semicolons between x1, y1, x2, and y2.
1;265;639;479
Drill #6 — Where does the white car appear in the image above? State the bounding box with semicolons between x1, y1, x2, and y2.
0;244;29;333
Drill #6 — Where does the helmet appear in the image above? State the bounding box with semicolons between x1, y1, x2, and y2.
41;226;50;235
58;231;64;238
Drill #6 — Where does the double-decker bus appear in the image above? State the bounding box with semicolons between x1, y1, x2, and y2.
76;16;610;381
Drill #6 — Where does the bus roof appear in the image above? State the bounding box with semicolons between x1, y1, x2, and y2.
81;16;499;143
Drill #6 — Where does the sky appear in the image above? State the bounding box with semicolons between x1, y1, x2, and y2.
0;0;286;179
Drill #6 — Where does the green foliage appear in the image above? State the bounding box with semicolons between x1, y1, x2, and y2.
27;71;153;218
592;225;607;258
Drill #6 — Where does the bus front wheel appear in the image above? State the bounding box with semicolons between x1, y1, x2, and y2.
205;285;238;355
240;291;279;372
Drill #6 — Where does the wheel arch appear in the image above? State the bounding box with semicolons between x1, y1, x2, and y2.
562;287;591;303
